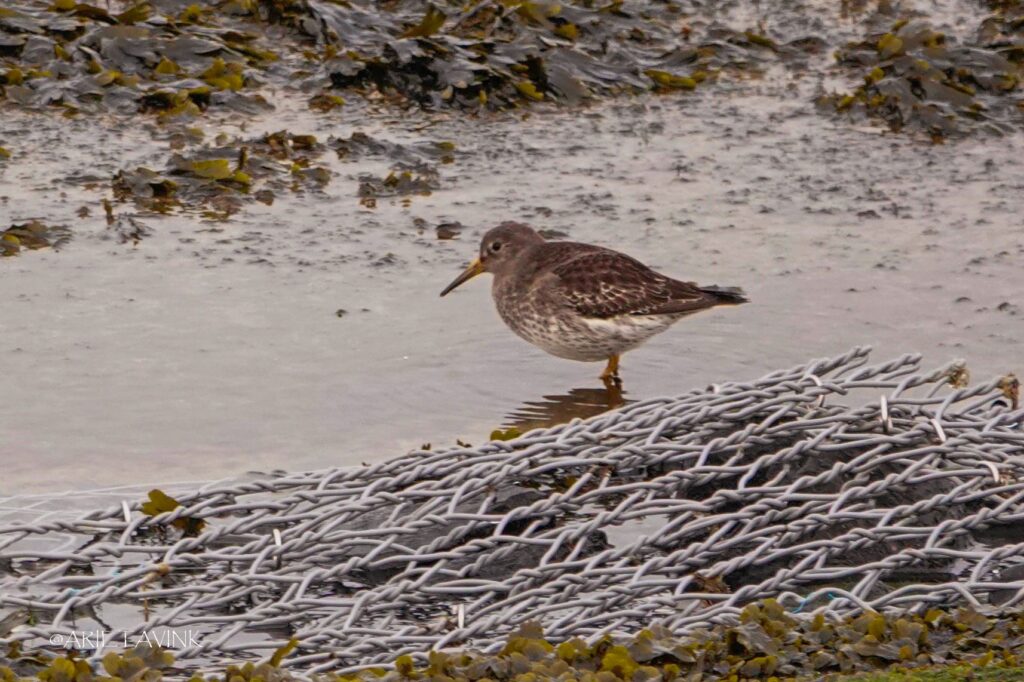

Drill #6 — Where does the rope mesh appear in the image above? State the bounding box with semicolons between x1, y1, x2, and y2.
1;348;1022;674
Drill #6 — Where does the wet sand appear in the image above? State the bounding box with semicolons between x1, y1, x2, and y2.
2;8;1023;493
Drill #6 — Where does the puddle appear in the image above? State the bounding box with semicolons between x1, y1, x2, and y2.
1;0;1022;494
600;513;672;552
502;385;630;434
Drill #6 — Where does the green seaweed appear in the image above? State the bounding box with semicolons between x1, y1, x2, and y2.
111;129;333;217
826;16;1023;139
0;220;71;256
140;488;206;535
6;605;1024;681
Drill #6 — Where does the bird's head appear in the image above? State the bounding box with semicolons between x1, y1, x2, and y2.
439;222;545;296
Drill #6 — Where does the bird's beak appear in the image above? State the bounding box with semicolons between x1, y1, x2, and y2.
440;258;484;297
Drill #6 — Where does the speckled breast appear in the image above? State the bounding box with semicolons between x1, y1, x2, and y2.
491;279;673;362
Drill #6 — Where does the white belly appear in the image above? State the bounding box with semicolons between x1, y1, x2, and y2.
506;311;677;362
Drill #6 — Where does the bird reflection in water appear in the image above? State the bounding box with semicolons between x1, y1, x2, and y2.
499;383;632;435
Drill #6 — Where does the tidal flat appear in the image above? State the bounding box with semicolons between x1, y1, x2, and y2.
1;0;1022;492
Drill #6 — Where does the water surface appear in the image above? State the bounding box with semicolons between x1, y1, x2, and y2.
2;2;1022;494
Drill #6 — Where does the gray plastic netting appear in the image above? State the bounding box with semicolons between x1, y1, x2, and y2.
1;347;1022;674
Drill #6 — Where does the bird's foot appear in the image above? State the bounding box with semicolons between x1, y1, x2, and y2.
599;355;622;388
601;373;623;389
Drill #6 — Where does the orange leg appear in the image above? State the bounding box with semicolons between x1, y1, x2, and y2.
600;355;621;386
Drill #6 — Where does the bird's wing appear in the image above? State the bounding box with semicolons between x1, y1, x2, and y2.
548;249;715;319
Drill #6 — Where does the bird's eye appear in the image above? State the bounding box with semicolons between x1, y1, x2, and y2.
490;242;503;253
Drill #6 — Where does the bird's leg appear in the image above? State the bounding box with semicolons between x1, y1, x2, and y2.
600;355;622;387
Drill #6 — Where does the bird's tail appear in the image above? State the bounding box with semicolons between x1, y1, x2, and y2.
700;285;748;305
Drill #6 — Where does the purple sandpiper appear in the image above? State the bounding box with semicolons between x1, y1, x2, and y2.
440;222;747;384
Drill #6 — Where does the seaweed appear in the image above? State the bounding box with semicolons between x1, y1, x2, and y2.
0;0;792;115
111;129;331;215
140;488;206;535
0;0;286;117
0;220;71;256
6;604;1024;681
824;13;1024;139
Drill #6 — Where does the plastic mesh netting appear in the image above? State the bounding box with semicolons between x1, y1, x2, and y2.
1;348;1022;674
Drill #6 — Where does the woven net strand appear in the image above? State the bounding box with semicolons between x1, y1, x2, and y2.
1;347;1022;674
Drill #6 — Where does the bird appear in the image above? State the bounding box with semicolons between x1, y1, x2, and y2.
439;222;747;385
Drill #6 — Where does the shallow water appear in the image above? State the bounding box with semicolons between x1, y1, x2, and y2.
2;2;1023;494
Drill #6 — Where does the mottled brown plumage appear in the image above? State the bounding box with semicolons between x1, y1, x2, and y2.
549;247;738;318
440;222;747;383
